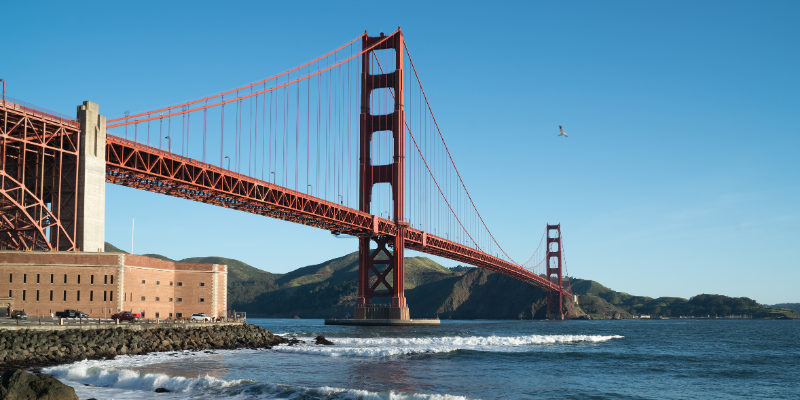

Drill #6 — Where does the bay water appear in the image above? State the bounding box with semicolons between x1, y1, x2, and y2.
42;318;799;399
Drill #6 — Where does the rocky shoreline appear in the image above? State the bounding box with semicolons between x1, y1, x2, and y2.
0;323;287;373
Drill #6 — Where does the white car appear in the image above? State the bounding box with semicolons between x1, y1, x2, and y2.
190;313;213;322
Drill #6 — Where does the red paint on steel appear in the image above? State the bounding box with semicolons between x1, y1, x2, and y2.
104;134;571;297
0;100;80;251
356;31;407;309
546;224;565;319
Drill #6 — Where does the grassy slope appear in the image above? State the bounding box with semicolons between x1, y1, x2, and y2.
104;243;796;319
104;242;128;253
569;278;799;319
767;303;800;313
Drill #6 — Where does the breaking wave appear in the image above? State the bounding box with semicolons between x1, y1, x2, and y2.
44;357;472;399
275;334;624;357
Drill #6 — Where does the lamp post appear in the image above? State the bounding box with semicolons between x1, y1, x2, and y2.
224;156;230;170
307;184;313;195
164;136;171;153
1;79;5;108
270;171;275;184
338;194;343;205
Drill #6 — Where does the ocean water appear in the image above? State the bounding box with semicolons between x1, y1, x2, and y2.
42;318;800;399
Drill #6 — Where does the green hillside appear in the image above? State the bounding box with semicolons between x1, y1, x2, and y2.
569;278;799;319
104;242;128;253
767;303;800;313
103;243;797;320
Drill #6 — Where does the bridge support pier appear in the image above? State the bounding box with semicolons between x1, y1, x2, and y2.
75;101;106;253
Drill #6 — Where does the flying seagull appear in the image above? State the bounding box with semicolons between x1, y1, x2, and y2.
558;126;568;137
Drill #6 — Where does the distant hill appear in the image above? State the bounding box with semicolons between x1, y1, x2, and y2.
104;243;798;319
448;265;477;274
568;278;799;319
767;303;800;313
104;242;128;253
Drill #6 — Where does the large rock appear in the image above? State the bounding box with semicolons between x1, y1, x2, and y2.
0;369;77;400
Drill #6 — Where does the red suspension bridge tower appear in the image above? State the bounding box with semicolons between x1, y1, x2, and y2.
546;224;565;320
355;31;410;320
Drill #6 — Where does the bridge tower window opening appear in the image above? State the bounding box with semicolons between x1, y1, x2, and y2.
37;274;40;284
50;274;53;284
49;290;53;301
23;274;26;284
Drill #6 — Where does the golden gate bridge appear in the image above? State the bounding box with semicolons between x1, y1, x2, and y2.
0;29;572;320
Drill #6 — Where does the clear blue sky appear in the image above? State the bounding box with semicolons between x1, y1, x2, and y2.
3;1;798;304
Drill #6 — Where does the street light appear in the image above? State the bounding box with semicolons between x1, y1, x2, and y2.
164;136;171;152
307;184;313;195
1;79;5;108
338;194;343;205
224;156;230;170
270;171;275;184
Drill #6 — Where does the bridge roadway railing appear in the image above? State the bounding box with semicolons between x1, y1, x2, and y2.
105;134;571;297
1;97;80;128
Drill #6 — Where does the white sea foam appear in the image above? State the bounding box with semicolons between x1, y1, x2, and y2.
44;357;472;399
41;334;621;398
275;334;624;357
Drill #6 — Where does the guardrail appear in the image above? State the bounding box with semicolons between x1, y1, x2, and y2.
1;96;80;128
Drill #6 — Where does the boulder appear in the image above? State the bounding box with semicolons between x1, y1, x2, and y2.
0;369;78;400
314;336;334;346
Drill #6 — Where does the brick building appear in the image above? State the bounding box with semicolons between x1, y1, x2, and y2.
0;251;227;319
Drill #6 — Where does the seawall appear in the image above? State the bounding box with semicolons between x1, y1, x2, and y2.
0;323;286;371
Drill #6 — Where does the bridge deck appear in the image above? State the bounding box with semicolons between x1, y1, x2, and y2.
106;134;571;297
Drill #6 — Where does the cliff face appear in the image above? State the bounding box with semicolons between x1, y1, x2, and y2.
407;268;583;319
232;259;584;320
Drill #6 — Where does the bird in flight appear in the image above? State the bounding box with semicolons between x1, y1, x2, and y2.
558;126;568;137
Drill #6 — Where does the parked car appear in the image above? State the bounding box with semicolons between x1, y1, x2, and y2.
190;313;213;322
55;310;89;319
111;311;140;322
10;311;27;320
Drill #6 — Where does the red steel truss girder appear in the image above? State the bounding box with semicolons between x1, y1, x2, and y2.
105;134;572;297
1;102;80;251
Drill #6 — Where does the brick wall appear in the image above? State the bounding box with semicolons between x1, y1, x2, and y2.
0;251;226;319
